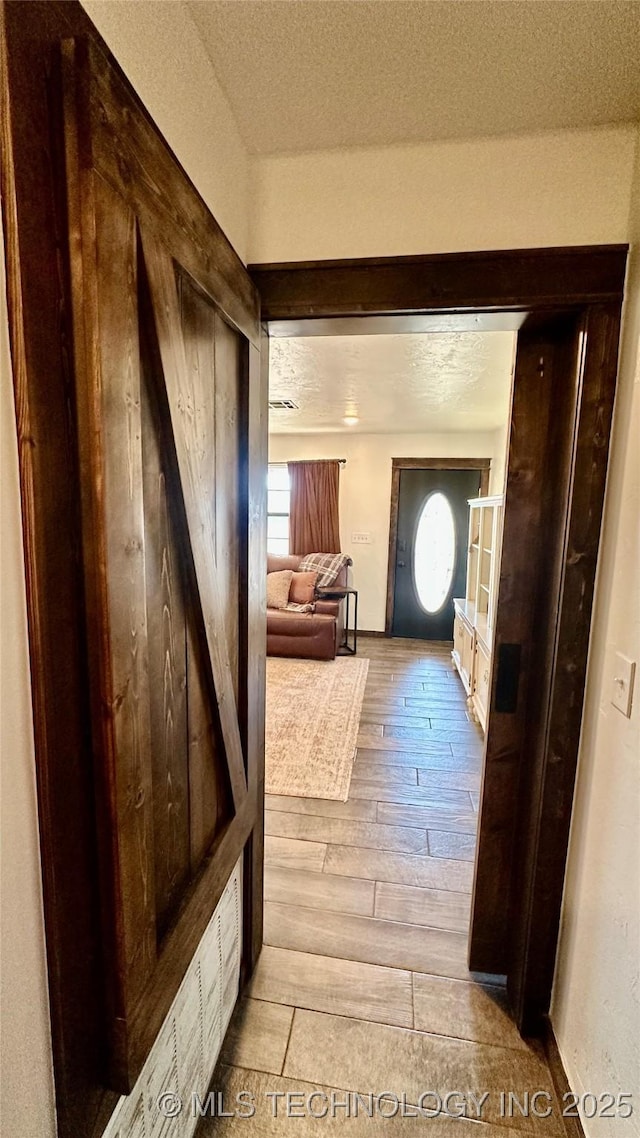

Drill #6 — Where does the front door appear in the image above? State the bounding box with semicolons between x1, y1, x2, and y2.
391;468;483;639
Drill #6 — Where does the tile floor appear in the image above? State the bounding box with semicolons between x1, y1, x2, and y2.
199;638;564;1136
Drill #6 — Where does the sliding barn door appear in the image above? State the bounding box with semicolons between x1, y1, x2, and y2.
62;37;266;1090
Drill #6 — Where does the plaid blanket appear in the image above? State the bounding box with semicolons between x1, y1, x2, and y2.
285;601;315;614
297;552;350;588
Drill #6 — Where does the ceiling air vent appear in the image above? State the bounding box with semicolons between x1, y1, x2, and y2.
268;398;299;411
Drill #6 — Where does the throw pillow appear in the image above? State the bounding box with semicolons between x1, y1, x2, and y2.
298;552;350;588
266;569;293;610
289;570;318;605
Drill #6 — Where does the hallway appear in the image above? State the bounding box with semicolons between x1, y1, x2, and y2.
201;639;564;1134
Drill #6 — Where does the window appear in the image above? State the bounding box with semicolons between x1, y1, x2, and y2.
413;492;456;613
267;464;290;555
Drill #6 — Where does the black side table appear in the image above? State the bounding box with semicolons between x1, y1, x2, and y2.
317;586;358;655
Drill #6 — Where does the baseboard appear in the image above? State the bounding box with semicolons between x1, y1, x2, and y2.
358;629;387;638
542;1017;586;1138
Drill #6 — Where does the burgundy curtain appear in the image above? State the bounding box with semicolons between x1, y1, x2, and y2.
288;460;341;555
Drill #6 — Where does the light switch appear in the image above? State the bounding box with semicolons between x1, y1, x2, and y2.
351;532;372;545
611;653;636;718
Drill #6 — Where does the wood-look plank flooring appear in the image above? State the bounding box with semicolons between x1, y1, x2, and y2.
201;638;565;1137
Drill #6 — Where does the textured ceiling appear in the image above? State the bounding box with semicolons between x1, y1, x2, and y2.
188;0;640;155
268;331;516;434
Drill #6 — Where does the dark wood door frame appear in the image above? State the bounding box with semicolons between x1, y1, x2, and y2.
385;457;491;635
251;247;627;1034
251;246;626;318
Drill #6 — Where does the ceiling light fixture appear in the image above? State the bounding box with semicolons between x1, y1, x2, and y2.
343;416;359;426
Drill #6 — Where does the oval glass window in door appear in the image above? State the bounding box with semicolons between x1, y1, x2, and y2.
413;492;457;613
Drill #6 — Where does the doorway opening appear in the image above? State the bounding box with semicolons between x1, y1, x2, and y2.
258;322;519;1035
252;250;625;1053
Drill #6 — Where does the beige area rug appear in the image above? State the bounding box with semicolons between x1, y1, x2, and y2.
265;656;370;801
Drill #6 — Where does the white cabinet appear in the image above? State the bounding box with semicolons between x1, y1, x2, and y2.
451;601;475;696
472;635;492;731
452;495;503;733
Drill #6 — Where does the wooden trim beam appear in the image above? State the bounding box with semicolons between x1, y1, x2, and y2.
241;330;268;981
251;246;628;321
391;457;491;470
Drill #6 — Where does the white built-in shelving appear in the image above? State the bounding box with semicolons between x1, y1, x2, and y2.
452;495;504;732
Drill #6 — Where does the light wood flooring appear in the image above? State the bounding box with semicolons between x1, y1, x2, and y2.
200;638;565;1136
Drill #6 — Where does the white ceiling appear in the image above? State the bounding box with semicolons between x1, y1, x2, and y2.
268;331;516;435
188;1;640;155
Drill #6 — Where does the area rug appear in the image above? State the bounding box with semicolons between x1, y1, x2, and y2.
265;656;370;801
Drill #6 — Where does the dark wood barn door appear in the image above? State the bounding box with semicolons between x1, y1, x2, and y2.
62;36;266;1092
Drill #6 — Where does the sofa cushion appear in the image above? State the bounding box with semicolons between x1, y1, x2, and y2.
266;608;334;638
266;569;293;610
267;554;302;574
289;570;318;605
266;609;337;660
314;598;340;616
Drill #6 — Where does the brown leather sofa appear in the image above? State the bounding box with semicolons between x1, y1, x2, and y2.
266;554;349;660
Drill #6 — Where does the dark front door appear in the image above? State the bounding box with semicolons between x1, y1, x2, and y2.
391;468;483;640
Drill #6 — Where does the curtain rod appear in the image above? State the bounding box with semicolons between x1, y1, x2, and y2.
286;458;347;466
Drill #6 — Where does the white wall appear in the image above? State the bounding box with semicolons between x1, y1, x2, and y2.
0;224;57;1138
269;430;504;632
551;126;640;1138
81;0;250;262
489;422;511;497
249;125;636;263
